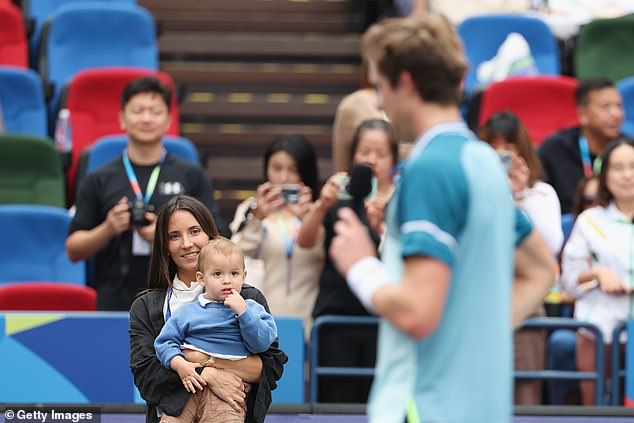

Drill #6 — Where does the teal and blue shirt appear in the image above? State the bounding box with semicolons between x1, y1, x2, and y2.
369;122;528;423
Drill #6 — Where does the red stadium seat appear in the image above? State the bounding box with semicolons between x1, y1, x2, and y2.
0;282;96;311
478;76;579;146
0;1;28;67
63;67;180;205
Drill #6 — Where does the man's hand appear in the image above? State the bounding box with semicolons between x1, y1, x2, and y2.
330;207;377;275
136;211;157;242
105;196;131;236
225;288;247;315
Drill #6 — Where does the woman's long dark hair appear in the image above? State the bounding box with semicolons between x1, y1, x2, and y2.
147;196;219;291
263;134;319;200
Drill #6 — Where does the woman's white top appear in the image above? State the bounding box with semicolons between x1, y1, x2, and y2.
561;203;634;343
516;181;564;257
162;274;204;319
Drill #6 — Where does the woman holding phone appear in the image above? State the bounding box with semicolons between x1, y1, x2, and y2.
230;135;323;333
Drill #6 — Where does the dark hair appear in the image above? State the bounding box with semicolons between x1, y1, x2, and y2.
575;78;615;107
349;118;398;168
571;175;599;217
597;138;634;207
479;111;544;187
147;196;218;290
121;76;172;111
263;134;319;200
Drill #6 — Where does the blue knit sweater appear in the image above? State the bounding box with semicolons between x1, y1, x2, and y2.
154;298;278;368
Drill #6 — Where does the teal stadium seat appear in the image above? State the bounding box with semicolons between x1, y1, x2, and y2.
0;133;65;207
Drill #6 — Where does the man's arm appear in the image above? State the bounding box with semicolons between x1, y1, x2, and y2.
66;196;130;261
373;256;450;340
512;230;557;328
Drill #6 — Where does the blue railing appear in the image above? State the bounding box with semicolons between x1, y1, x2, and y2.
309;315;607;404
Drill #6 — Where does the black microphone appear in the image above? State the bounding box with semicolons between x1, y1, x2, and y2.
347;163;373;219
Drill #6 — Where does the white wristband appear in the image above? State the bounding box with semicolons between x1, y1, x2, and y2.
346;256;389;313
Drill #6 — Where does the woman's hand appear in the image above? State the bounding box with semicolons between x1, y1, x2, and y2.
508;153;530;196
288;185;313;218
254;182;284;220
319;173;346;210
365;199;386;236
201;367;247;412
593;266;629;295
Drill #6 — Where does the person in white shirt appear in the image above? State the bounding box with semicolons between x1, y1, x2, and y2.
480;110;563;405
561;138;634;405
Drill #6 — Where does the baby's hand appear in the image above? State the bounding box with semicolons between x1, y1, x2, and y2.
225;288;246;315
170;355;206;393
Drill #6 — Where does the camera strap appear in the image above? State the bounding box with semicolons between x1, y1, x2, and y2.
122;149;166;205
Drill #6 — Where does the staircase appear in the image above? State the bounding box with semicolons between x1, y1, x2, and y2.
139;0;365;217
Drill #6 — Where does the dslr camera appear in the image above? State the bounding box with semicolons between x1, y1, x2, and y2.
128;199;155;227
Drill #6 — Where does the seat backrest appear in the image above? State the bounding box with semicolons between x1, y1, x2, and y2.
23;0;137;69
85;135;199;175
0;282;96;311
64;67;178;205
39;3;157;112
458;14;559;95
0;66;47;136
617;76;634;137
0;133;65;207
575;14;634;83
0;204;84;284
0;2;28;68
478;76;579;146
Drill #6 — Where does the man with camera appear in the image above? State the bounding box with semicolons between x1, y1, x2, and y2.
66;76;224;311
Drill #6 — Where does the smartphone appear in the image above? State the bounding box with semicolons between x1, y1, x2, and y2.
280;184;301;204
335;175;352;200
498;151;513;172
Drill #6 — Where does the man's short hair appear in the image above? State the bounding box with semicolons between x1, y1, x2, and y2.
198;237;245;272
121;76;172;111
575;77;616;107
362;14;468;106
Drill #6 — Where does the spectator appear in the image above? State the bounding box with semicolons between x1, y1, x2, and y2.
130;195;286;423
480;111;562;405
231;135;323;333
66;76;225;311
297;118;398;403
539;78;624;213
154;237;278;423
561;138;634;405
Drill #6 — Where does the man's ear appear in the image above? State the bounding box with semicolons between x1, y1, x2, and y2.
577;105;589;127
399;70;416;94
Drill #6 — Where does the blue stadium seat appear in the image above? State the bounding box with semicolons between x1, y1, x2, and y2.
272;317;305;404
85;135;200;175
0;66;47;136
0;204;85;285
23;0;137;69
561;213;575;241
617;77;634;138
38;2;157;122
458;14;560;96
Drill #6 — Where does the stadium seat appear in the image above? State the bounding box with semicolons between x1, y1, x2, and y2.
0;66;47;136
0;1;28;67
62;68;178;205
0;282;96;311
0;204;85;284
458;14;560;96
617;76;634;138
478;76;579;146
85;135;199;174
22;0;136;69
38;3;157;119
575;14;634;83
0;133;65;207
